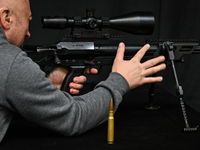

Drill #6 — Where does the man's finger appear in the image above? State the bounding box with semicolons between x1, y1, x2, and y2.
84;68;98;74
142;76;163;84
114;42;125;63
131;44;150;61
73;75;87;83
69;82;84;90
70;89;80;95
143;63;166;77
90;68;98;74
141;56;165;69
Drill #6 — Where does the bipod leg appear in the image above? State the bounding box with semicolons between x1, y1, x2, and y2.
172;61;198;132
165;42;198;132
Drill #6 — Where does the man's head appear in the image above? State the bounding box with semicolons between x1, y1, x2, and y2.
0;0;32;47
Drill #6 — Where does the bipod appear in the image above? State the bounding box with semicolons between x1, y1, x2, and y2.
164;41;198;132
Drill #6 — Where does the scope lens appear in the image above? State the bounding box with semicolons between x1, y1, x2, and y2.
110;12;155;35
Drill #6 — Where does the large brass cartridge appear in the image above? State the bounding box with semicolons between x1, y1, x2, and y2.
107;98;114;144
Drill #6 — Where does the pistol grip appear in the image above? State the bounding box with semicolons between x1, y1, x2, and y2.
61;66;85;93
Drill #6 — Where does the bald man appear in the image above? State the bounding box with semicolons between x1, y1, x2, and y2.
0;0;97;95
0;0;166;142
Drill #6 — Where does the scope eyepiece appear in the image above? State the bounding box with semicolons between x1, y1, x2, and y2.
42;16;68;29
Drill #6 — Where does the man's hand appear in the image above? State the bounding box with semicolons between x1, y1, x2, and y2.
69;68;98;94
48;67;98;95
112;42;166;89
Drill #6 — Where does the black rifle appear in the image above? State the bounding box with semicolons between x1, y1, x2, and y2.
23;9;199;132
26;9;155;92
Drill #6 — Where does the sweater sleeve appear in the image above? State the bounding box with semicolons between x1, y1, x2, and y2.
5;51;130;136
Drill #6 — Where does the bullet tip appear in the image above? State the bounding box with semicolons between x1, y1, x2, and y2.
109;98;113;111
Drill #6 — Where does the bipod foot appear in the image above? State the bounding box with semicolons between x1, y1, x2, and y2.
183;125;199;132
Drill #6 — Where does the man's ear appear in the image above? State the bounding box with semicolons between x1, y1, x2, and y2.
0;7;11;30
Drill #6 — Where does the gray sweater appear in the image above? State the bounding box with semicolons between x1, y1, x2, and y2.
0;27;130;142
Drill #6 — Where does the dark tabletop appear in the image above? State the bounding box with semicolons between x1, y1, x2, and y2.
1;84;200;150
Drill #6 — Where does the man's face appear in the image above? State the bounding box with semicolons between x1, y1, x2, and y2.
7;0;32;47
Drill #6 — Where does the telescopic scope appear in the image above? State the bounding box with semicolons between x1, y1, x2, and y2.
42;9;155;35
